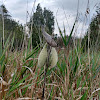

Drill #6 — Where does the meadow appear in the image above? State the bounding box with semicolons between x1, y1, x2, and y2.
0;1;100;100
0;32;100;100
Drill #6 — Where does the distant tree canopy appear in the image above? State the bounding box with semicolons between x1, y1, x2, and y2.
29;4;54;47
82;5;100;51
0;4;24;49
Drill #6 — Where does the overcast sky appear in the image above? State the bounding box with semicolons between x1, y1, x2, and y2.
0;0;99;37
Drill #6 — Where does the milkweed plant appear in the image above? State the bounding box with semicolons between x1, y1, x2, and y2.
37;26;58;99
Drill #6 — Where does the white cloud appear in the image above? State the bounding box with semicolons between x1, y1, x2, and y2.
4;0;34;24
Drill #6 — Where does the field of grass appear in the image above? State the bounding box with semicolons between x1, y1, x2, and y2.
0;35;100;100
0;0;100;99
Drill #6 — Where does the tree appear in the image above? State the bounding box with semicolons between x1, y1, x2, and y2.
31;4;44;47
0;4;24;50
0;4;11;19
43;8;54;34
82;4;100;51
30;4;55;47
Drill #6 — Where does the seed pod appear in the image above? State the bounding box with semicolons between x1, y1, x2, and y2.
50;47;58;68
42;28;57;47
38;44;47;67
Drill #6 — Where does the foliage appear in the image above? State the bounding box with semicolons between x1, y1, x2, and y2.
0;3;100;100
82;5;100;51
43;7;55;34
0;34;100;99
57;36;73;47
29;4;54;47
0;4;24;50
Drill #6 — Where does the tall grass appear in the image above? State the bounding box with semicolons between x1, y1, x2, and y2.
0;1;100;100
0;21;100;100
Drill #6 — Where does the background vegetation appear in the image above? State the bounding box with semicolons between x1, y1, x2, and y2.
0;2;100;100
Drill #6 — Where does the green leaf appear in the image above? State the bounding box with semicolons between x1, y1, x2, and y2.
56;20;67;46
49;86;54;100
80;91;87;100
74;57;79;73
8;74;29;95
66;20;76;46
77;76;83;88
56;19;76;47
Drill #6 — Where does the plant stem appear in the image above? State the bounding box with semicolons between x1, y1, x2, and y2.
42;44;51;99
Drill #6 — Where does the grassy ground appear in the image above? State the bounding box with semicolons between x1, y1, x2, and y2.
0;42;100;100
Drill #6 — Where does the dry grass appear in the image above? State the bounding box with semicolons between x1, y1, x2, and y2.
0;46;100;100
0;1;100;99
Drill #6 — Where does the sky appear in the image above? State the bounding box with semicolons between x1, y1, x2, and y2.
0;0;99;37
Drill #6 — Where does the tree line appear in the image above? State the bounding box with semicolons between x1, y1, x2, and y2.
29;3;55;47
0;3;100;51
0;4;24;49
82;4;100;51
